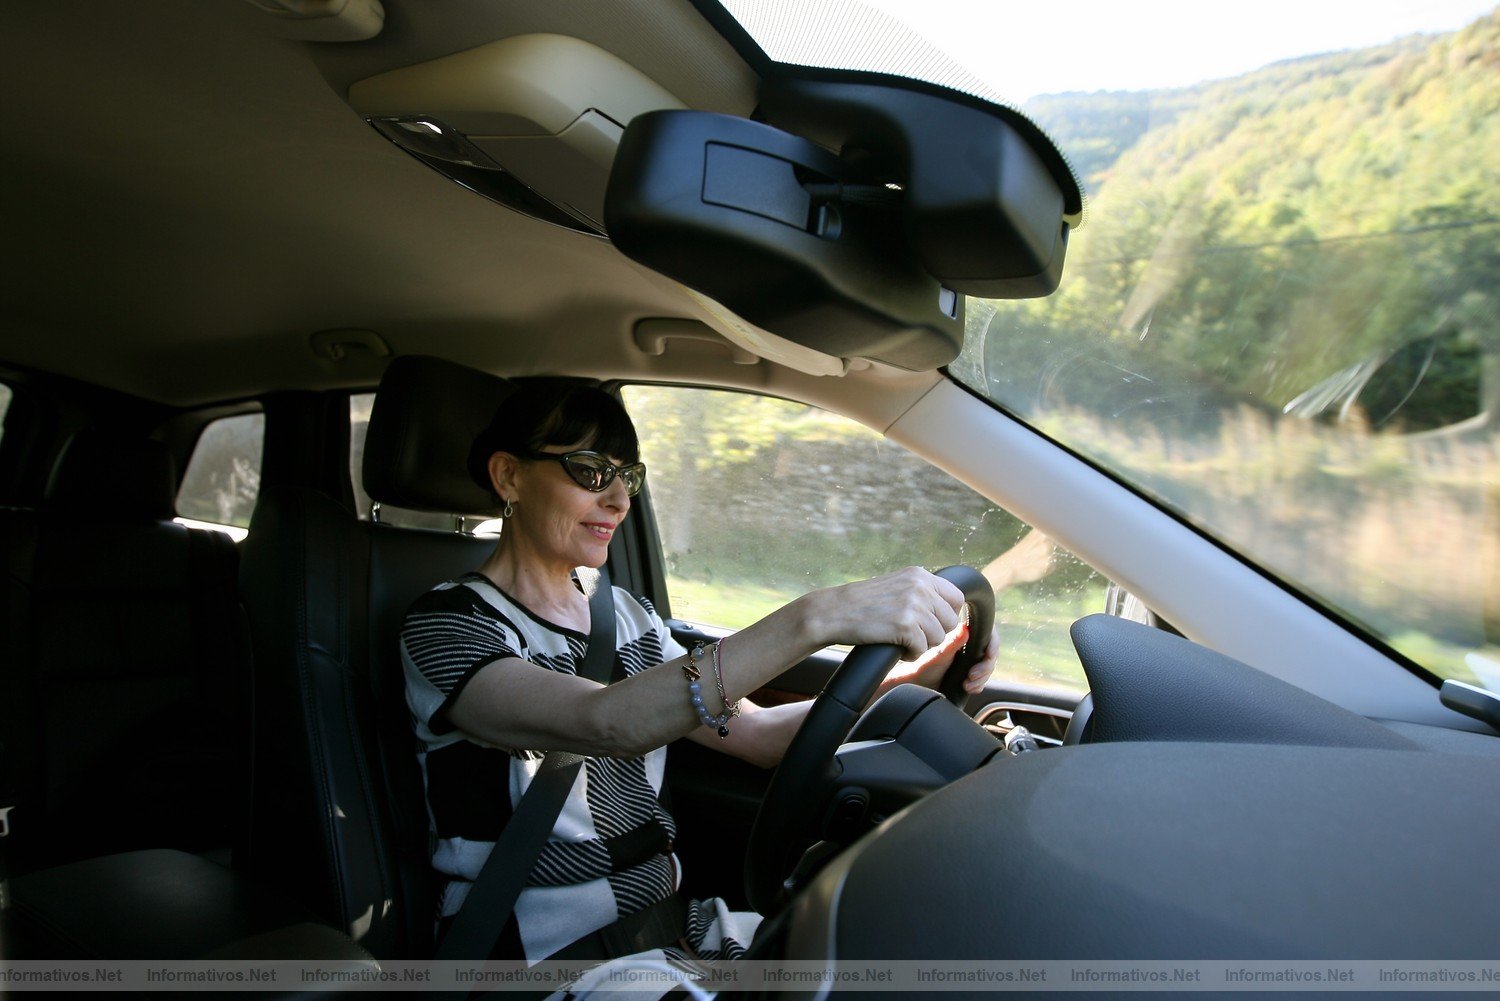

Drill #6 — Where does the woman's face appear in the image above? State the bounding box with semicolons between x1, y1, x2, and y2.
493;439;631;572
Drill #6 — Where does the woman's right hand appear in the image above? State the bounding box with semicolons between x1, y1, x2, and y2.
798;566;968;661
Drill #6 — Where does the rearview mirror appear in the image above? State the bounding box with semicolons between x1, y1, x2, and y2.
604;84;1080;371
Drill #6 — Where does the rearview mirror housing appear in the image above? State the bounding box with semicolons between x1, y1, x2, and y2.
606;111;959;370
604;85;1079;371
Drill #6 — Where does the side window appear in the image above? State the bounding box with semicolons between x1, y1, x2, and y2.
622;385;1104;693
349;393;499;533
175;412;264;538
0;382;11;447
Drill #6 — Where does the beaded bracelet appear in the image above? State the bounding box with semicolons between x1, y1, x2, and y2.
684;641;733;738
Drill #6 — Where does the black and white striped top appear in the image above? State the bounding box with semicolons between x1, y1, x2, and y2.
400;572;687;961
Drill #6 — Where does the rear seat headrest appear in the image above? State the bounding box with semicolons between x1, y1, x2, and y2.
363;355;516;515
49;430;177;521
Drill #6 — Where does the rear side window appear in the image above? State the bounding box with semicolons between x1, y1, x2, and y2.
175;412;263;533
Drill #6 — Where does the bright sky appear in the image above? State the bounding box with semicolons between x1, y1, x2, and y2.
727;0;1497;104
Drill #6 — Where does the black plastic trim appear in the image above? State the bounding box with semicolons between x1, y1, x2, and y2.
756;68;1082;221
684;0;776;76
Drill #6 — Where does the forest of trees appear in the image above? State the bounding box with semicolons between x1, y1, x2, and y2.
984;9;1498;420
967;9;1498;422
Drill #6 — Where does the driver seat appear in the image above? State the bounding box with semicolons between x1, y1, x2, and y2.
238;356;515;957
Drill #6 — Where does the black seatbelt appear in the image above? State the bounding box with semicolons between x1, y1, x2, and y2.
434;564;615;963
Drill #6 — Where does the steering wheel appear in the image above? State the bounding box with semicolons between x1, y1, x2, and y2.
743;565;996;914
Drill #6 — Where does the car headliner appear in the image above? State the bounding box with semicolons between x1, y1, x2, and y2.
0;0;942;428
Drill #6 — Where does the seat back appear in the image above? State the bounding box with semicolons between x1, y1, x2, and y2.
239;357;513;958
4;431;249;873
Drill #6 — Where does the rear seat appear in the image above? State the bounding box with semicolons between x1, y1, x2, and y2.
0;430;371;968
2;430;250;875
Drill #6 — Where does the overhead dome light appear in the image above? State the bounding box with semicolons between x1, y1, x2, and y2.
369;117;490;167
351;34;684;237
367;114;600;236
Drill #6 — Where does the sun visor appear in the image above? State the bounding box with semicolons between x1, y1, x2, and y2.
603;79;1080;371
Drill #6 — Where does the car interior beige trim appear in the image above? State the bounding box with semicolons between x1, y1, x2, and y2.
243;0;385;41
349;34;685;137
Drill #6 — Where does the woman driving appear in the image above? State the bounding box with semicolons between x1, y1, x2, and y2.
400;383;997;967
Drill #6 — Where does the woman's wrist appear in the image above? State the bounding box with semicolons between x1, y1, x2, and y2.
784;589;831;657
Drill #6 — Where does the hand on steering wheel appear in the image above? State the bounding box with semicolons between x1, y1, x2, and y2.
743;565;996;914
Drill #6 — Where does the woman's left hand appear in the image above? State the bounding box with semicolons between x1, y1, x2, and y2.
883;623;999;696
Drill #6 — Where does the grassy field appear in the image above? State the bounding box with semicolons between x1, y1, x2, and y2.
667;577;795;632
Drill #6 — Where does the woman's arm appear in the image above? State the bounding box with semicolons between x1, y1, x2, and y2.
447;566;968;758
687;622;999;769
447;594;820;757
683;699;809;769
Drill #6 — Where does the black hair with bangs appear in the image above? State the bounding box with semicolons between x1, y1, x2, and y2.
467;382;639;495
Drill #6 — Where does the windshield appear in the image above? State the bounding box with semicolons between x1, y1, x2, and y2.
720;1;1500;688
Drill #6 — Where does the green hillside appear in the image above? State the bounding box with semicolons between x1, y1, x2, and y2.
956;9;1499;677
1022;90;1160;191
974;8;1499;424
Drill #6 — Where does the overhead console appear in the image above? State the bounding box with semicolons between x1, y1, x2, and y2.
349;34;1081;373
605;77;1083;371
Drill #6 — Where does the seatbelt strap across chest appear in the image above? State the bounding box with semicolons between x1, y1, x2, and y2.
434;564;616;963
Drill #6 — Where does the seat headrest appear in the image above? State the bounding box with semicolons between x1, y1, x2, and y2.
50;430;177;521
363;356;515;515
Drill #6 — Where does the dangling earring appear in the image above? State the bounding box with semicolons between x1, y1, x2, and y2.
502;499;515;519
